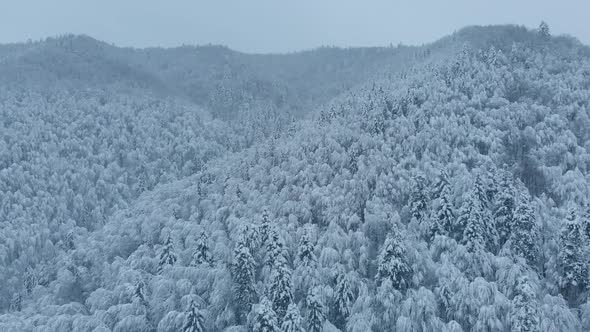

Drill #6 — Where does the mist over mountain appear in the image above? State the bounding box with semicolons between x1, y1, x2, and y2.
1;24;590;332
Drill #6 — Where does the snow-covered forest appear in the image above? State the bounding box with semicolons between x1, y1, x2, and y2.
2;24;590;331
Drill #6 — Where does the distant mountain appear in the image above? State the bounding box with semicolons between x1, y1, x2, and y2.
1;24;590;332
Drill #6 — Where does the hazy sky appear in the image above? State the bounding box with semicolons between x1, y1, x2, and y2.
1;0;588;53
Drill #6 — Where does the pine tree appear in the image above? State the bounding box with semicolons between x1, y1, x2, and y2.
253;296;279;332
432;169;450;200
431;183;454;240
583;204;590;241
494;170;516;247
559;208;588;305
409;175;428;225
510;276;539;332
281;303;304;332
183;300;205;332
459;192;486;252
158;234;177;274
333;272;354;329
191;232;213;266
266;228;287;269
232;237;257;323
509;192;538;266
260;209;271;245
307;289;325;332
133;278;148;307
269;265;293;321
376;229;412;291
296;231;317;268
23;267;37;294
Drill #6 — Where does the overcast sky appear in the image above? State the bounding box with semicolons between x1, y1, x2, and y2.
1;0;588;53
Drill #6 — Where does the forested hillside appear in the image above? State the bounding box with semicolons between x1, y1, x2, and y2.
2;24;590;332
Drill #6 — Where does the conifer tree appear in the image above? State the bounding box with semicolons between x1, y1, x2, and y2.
559;208;588;305
260;209;271;245
281;303;304;332
333;272;354;329
253;296;279;332
431;183;454;240
307;289;325;332
409;175;428;225
509;192;538;266
266;228;287;269
296;231;317;268
232;236;257;323
539;21;550;40
376;229;412;291
183;300;205;332
10;293;22;312
191;232;213;266
494;170;516;247
459;192;486;252
583;204;590;241
133;278;148;307
510;276;539;332
23;267;37;294
158;234;177;273
269;264;293;321
432;169;451;200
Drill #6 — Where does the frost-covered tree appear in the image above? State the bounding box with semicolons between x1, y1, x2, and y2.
432;169;451;200
266;228;287;269
260;209;271;245
539;21;550;40
558;208;588;305
23;267;37;294
9;293;22;312
281;303;304;332
431;183;454;240
306;289;325;332
232;237;257;323
191;232;213;266
494;170;516;247
183;300;205;332
296;231;317;268
510;276;539;332
133;278;148;307
376;229;412;291
269;265;293;321
409;174;428;225
509;192;538;266
253;296;279;332
459;192;486;253
158;234;177;273
333;272;354;328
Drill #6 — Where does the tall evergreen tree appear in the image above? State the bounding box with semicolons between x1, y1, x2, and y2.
232;236;257;323
509;192;538;266
269;264;293;321
133;278;148;307
432;169;451;200
307;289;325;332
559;208;588;305
333;272;354;329
409;174;428;225
296;231;317;268
459;191;486;252
158;234;177;273
9;293;22;312
183;300;205;332
253;296;279;332
260;209;271;245
376;229;412;291
23;267;37;294
510;276;540;332
281;303;304;332
266;228;287;269
583;204;590;241
191;231;213;266
431;183;454;240
494;170;516;247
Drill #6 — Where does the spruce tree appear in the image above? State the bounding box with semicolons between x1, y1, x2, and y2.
232;236;257;323
9;292;22;312
296;231;317;268
376;229;412;291
23;267;37;294
253;296;279;332
409;174;428;225
260;209;271;245
158;234;177;274
510;276;539;332
510;192;538;267
307;289;325;332
333;272;354;329
583;204;590;241
266;228;287;269
281;303;304;332
431;183;454;240
459;192;486;252
494;169;516;247
269;264;293;321
432;169;450;200
133;278;148;307
559;208;588;305
183;300;205;332
191;232;213;266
